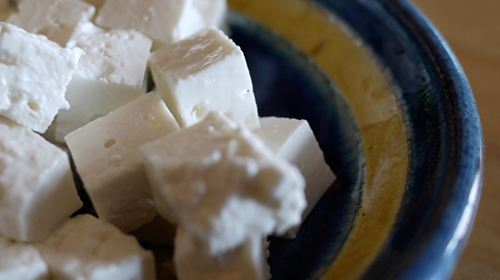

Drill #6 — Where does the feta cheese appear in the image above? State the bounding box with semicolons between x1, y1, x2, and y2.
0;117;82;242
65;93;180;232
254;117;336;238
7;0;95;46
96;0;204;45
174;228;270;280
36;215;156;280
149;28;260;130
0;235;49;280
55;21;152;143
0;23;82;133
66;22;152;86
141;112;305;255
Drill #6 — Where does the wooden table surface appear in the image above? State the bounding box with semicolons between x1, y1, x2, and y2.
412;0;500;279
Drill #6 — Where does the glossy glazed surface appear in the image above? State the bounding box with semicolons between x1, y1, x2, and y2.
229;0;482;279
413;1;500;278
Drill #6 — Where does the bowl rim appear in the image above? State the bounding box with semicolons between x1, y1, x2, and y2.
360;0;484;279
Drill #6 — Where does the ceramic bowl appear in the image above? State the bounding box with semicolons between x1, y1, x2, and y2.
227;0;484;279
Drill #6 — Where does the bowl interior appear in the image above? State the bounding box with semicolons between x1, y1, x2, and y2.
228;0;483;279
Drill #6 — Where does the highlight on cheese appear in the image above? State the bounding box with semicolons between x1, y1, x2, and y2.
0;0;336;279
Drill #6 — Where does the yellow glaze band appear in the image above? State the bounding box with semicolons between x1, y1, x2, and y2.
228;0;409;278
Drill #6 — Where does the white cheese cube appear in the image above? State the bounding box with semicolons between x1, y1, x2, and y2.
0;23;82;133
96;0;204;45
194;0;227;29
254;117;336;238
66;22;152;86
0;117;82;242
37;215;156;280
149;28;260;130
7;0;95;46
174;228;270;280
65;93;180;232
55;22;153;142
0;235;49;280
141;112;305;255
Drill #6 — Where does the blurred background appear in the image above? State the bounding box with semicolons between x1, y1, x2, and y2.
413;0;499;279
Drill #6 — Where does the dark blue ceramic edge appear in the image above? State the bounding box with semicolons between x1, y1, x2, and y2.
363;1;484;279
229;1;483;278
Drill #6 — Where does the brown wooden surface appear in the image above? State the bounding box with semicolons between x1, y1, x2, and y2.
412;0;500;279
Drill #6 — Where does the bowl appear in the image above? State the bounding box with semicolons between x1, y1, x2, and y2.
226;0;484;279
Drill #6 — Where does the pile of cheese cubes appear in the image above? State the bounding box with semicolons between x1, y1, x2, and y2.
0;0;336;279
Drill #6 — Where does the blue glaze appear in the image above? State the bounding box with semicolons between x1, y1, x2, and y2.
310;0;483;279
357;1;483;279
229;0;483;279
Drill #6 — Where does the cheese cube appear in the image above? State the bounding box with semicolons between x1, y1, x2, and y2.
0;118;82;242
194;0;227;28
141;112;305;255
65;93;180;232
0;235;49;280
0;23;82;133
66;22;152;86
149;28;260;130
55;21;152;143
254;117;336;238
96;0;204;45
174;228;270;280
7;0;95;46
37;215;156;280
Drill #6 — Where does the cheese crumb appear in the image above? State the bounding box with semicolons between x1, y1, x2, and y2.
141;112;305;255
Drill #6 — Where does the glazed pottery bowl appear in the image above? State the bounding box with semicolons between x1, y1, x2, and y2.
227;0;484;279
